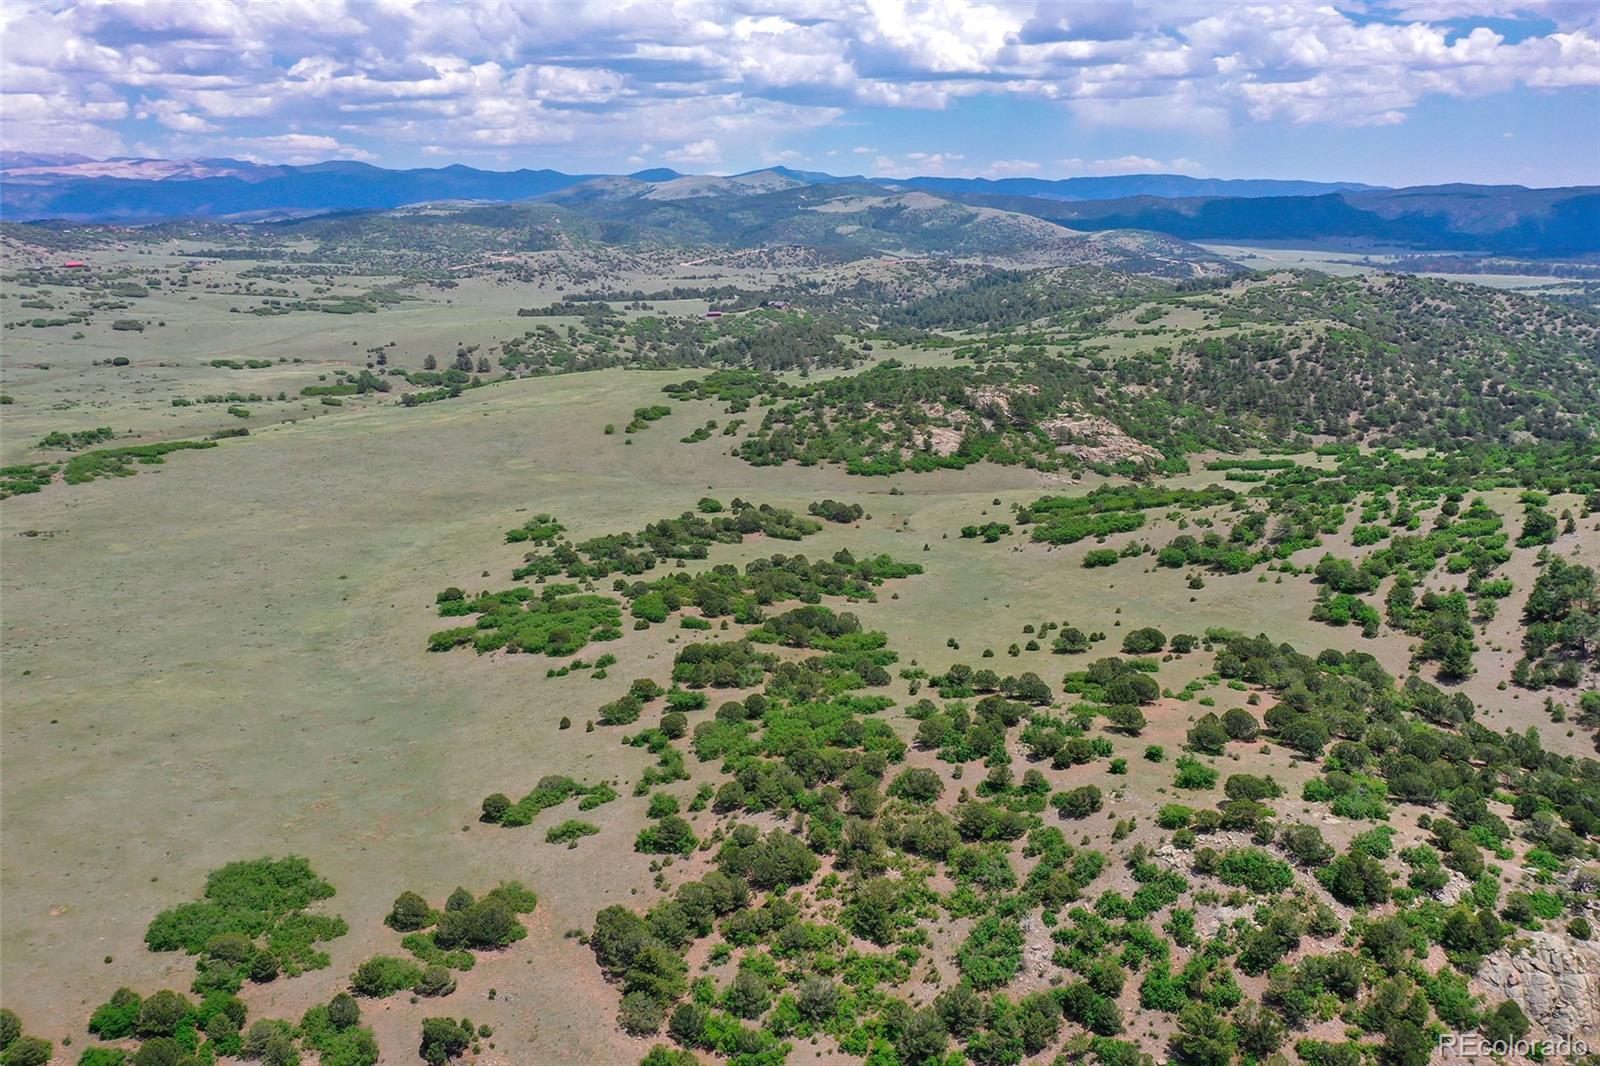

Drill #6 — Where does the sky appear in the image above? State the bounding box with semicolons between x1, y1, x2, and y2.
3;0;1599;187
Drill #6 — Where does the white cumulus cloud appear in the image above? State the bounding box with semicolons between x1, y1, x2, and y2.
0;0;1592;169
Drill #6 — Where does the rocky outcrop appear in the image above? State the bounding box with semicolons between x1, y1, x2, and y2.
1039;413;1163;467
1476;931;1600;1040
1438;871;1474;906
1017;913;1055;988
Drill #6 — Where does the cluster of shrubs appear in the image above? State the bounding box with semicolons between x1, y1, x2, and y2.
38;426;115;450
807;499;864;524
1185;707;1260;753
1018;486;1236;545
429;584;623;656
354;882;539;1001
626;404;672;432
623;551;923;630
1515;555;1597;688
1064;656;1160;709
0;1011;50;1066
912;694;1036;766
504;512;565;544
82;973;378;1065
54;439;218;488
143;857;347;991
511;501;822;581
438;501;927;667
418;1016;485;1064
479;775;617;827
961;521;1011;542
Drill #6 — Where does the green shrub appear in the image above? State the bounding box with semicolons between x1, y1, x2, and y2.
888;767;944;803
957;914;1023;990
1174;756;1218;790
0;1038;51;1066
350;955;423;997
1053;785;1104;820
1121;627;1166;654
1215;848;1294;893
143;856;340;977
419;1017;472;1063
135;991;192;1037
89;989;142;1039
414;964;456;997
1317;851;1391;907
386;891;433;931
636;815;697;856
546;820;601;845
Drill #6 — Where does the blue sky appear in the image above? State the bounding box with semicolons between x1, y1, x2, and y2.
4;1;1598;187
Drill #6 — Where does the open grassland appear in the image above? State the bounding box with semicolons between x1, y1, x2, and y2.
1199;243;1587;293
0;242;957;468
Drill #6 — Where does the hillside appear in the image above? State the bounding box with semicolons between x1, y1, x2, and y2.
546;169;809;203
958;187;1600;257
4;190;1232;278
893;173;1379;201
529;183;1237;274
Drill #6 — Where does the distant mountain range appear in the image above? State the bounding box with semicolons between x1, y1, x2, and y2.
0;155;594;222
2;154;1594;256
876;173;1382;201
951;185;1600;258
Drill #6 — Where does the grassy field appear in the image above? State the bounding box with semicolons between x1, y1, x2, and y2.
1199;242;1583;292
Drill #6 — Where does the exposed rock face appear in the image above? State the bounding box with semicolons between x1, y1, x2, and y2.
1019;913;1054;984
1476;932;1600;1041
1438;871;1474;906
965;383;1039;422
918;425;966;457
889;387;1163;468
1038;413;1163;467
